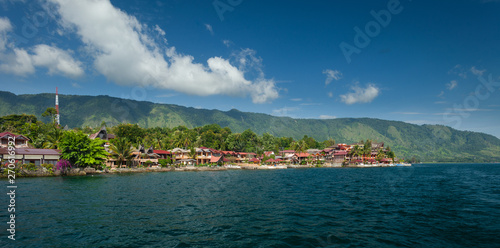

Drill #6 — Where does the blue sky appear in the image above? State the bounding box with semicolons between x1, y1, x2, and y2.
0;0;499;138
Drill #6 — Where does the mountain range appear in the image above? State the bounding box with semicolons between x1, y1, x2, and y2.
1;90;499;162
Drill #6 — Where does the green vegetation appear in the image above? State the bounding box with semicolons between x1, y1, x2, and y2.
58;131;108;168
1;91;500;162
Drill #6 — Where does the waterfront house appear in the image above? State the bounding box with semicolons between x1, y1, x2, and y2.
0;147;60;166
153;150;172;160
236;152;257;163
171;148;190;161
196;147;215;164
293;152;311;164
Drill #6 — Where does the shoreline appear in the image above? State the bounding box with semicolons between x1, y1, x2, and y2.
1;163;415;178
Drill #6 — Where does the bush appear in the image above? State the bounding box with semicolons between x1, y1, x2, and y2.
24;163;37;171
158;159;168;167
55;159;72;172
144;160;153;167
41;164;54;174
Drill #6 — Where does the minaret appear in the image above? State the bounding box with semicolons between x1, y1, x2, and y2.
55;87;60;125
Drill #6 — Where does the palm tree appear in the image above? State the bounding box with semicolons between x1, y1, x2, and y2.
109;138;134;168
188;147;197;165
44;126;64;149
349;145;361;161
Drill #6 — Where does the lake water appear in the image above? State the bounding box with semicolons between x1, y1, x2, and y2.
2;164;499;247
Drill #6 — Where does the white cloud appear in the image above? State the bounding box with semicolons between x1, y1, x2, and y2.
323;69;342;86
205;23;214;35
48;0;278;104
290;98;302;102
446;80;458;90
154;24;165;36
272;107;298;116
300;103;321;106
156;93;178;98
319;115;336;119
392;112;426;115
71;82;81;88
448;64;467;79
0;17;12;51
31;44;84;78
327;92;333;98
340;83;380;105
0;48;35;75
0;17;83;78
222;40;232;47
470;66;486;76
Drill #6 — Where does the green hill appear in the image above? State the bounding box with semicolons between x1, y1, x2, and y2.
1;90;499;162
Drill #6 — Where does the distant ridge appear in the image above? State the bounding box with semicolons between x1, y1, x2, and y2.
1;90;499;162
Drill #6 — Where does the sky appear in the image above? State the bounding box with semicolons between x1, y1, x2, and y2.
0;0;499;138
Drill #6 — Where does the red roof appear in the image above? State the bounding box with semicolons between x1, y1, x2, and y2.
295;152;310;158
280;150;295;153
334;151;348;155
265;159;275;163
249;158;260;162
210;156;222;163
153;150;170;155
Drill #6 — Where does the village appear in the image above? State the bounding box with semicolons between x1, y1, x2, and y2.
0;126;408;175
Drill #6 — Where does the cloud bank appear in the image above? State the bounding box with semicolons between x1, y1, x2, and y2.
44;0;278;103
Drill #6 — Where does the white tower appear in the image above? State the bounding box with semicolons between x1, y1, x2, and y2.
56;87;60;125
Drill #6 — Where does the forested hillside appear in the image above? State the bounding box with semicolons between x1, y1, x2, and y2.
1;91;499;162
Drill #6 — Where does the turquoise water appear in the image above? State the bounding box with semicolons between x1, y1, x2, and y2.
1;164;499;247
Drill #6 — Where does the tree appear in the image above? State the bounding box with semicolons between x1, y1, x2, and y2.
322;138;336;149
241;129;259;152
386;146;396;163
59;131;108;168
349;145;361;160
362;140;372;160
42;107;58;125
188;147;197;164
0;114;38;132
109;138;134;167
44;125;64;149
113;123;145;144
292;140;307;154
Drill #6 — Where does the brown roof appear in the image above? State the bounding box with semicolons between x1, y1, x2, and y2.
0;132;30;141
0;148;60;155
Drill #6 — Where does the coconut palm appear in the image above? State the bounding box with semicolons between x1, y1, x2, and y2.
44;126;64;149
349;145;361;161
109;138;134;168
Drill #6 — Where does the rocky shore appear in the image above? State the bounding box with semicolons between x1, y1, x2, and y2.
1;162;410;178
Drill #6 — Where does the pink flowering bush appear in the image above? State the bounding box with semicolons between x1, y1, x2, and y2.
55;159;72;171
